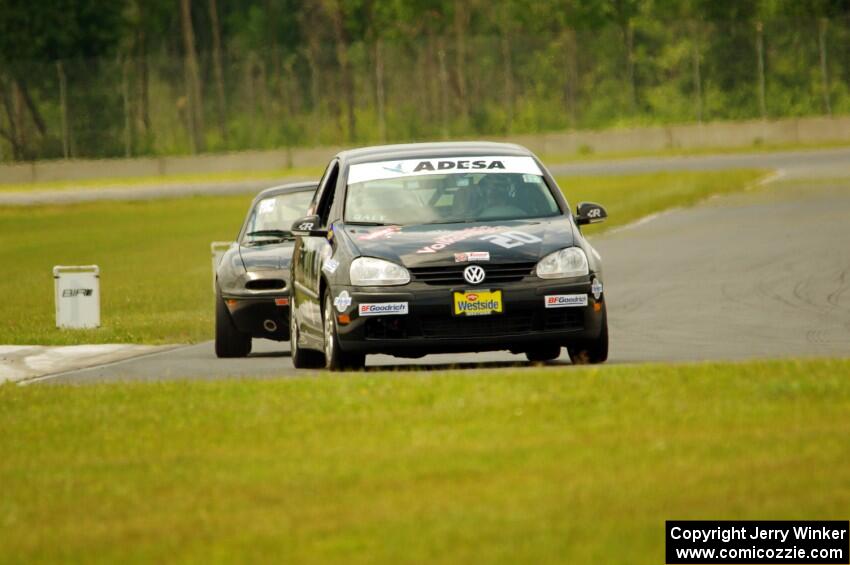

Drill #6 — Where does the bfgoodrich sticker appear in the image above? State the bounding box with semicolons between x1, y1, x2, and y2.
545;294;588;308
359;302;409;316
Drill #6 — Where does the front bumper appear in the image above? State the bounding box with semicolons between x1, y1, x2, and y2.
332;276;604;356
223;293;291;340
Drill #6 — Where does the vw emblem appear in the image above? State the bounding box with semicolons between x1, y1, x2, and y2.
463;265;486;285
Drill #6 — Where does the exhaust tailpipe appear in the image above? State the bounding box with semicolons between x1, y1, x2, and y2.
263;319;278;333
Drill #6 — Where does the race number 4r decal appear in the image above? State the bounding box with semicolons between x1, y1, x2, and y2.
480;231;542;249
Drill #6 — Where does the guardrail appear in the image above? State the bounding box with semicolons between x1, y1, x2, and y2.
3;115;850;185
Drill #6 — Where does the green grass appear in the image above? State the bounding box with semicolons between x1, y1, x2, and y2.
1;359;848;563
0;195;252;345
0;166;322;193
0;169;765;345
538;138;850;164
560;169;765;235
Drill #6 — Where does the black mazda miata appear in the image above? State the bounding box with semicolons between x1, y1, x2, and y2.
214;181;316;357
288;142;608;370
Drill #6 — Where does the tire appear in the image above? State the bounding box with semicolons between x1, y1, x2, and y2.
525;344;562;363
215;294;252;358
567;308;609;365
323;293;365;371
290;297;325;369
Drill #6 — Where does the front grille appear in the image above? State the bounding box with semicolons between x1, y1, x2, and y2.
364;317;409;340
420;313;534;338
418;309;584;339
543;309;584;331
409;262;536;285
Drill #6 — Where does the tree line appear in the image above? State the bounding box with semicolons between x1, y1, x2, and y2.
1;0;849;162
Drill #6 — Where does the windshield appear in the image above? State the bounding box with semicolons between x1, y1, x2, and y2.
345;156;560;225
242;191;314;243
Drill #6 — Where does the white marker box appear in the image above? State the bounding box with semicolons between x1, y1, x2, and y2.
54;265;100;329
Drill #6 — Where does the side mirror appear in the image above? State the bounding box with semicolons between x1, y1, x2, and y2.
575;202;607;226
290;215;327;237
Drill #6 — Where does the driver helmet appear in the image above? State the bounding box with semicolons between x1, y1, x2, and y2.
477;174;513;208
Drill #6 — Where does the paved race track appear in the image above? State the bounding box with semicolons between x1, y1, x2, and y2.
5;146;850;206
548;146;850;179
37;151;850;383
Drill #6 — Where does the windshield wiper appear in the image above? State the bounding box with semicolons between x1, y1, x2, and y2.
345;221;389;226
245;229;292;238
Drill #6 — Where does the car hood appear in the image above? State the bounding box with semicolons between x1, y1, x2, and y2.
340;217;575;267
238;242;295;271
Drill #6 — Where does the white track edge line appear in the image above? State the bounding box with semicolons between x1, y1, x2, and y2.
17;344;192;386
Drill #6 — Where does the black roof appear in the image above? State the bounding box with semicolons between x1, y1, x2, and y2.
338;141;533;165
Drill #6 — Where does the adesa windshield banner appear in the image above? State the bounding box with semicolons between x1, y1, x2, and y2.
348;156;543;184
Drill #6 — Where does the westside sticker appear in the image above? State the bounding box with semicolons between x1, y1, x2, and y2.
545;294;588;308
359;302;409;316
334;290;352;312
454;251;490;263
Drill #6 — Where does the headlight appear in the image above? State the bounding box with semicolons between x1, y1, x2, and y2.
536;247;589;279
349;257;410;286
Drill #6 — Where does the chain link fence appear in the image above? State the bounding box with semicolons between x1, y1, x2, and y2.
2;17;849;163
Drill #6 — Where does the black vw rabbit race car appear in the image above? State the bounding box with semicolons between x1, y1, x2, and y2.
288;142;608;370
215;182;317;357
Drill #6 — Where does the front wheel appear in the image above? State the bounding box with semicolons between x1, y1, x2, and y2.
215;294;252;358
290;297;325;369
567;308;609;365
323;293;365;371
